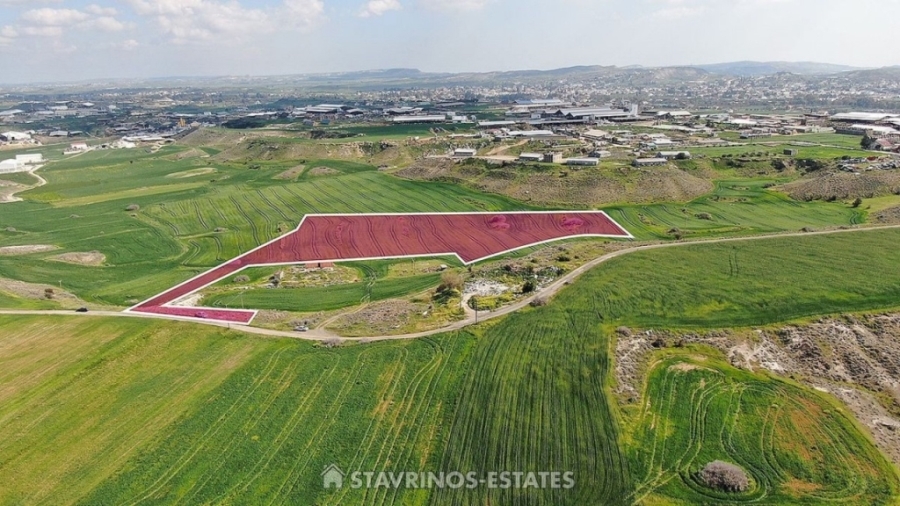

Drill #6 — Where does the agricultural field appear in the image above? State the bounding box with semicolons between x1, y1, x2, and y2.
579;227;900;328
3;229;900;504
608;179;862;240
0;144;528;308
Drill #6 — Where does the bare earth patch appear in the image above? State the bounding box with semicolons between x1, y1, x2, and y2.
50;251;106;266
0;277;90;309
0;245;58;256
872;205;900;225
274;166;306;180
328;300;428;336
166;167;217;179
307;166;339;176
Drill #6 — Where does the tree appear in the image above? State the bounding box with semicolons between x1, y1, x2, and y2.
852;197;863;208
698;461;750;493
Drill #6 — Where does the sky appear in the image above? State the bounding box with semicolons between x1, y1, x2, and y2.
0;0;898;83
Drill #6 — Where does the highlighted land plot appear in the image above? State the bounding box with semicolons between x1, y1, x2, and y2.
128;211;632;324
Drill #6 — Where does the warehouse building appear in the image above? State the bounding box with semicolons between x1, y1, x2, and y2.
519;153;544;162
566;157;600;167
633;158;668;167
453;148;477;158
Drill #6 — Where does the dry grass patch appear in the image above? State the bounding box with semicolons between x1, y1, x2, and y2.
50;251;106;266
274;165;306;180
307;166;340;176
165;167;217;179
0;245;58;256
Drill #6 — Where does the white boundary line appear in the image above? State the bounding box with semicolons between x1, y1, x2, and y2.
126;211;633;324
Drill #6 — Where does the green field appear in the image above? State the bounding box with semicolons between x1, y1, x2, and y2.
0;146;527;306
2;229;899;504
607;179;862;239
581;228;900;328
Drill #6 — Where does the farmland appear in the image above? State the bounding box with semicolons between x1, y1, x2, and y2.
578;227;900;328
130;211;628;323
3;229;900;504
609;179;861;240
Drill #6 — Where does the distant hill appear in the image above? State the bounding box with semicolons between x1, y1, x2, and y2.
695;61;865;76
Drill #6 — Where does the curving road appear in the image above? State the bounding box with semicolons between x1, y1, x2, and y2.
2;224;900;342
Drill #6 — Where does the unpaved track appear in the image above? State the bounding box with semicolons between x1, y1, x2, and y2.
2;225;900;342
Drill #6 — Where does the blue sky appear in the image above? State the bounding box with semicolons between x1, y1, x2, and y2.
0;0;897;83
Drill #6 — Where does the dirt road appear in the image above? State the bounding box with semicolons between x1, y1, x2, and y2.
2;224;900;342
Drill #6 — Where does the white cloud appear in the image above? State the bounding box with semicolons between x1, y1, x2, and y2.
85;4;118;16
21;8;90;26
122;0;325;42
359;0;402;17
114;38;140;50
282;0;326;29
89;16;128;32
21;25;64;37
419;0;491;11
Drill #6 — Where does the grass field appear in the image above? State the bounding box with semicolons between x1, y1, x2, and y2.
581;228;900;328
0;146;528;306
2;229;900;504
607;179;861;240
0;315;475;505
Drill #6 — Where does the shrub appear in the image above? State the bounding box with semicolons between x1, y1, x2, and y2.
125;204;140;212
436;271;464;293
698;461;750;493
529;297;547;307
522;280;536;294
852;197;863;208
321;337;343;349
695;212;713;221
44;288;54;300
557;255;571;262
234;275;250;283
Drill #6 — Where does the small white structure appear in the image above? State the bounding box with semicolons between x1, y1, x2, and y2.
453;148;477;158
519;153;544;162
657;151;692;160
0;159;21;173
15;153;43;165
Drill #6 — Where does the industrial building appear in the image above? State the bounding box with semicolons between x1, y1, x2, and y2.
831;112;900;123
478;121;518;128
0;131;31;142
519;153;544;162
453;148;477;158
15;154;43;165
566;158;600;167
633;158;668;167
392;115;447;124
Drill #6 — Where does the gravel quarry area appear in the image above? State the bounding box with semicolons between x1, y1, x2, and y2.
615;313;900;467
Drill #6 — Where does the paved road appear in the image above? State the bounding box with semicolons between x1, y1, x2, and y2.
2;224;900;342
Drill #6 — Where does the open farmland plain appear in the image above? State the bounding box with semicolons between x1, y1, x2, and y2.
2;229;900;504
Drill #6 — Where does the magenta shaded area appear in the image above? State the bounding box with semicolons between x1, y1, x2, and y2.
132;212;629;322
132;306;255;324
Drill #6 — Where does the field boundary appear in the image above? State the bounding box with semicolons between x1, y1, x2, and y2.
126;211;633;324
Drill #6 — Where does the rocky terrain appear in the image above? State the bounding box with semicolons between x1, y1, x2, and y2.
784;171;900;201
398;158;713;207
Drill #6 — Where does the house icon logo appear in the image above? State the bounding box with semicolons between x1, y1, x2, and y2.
322;464;345;489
